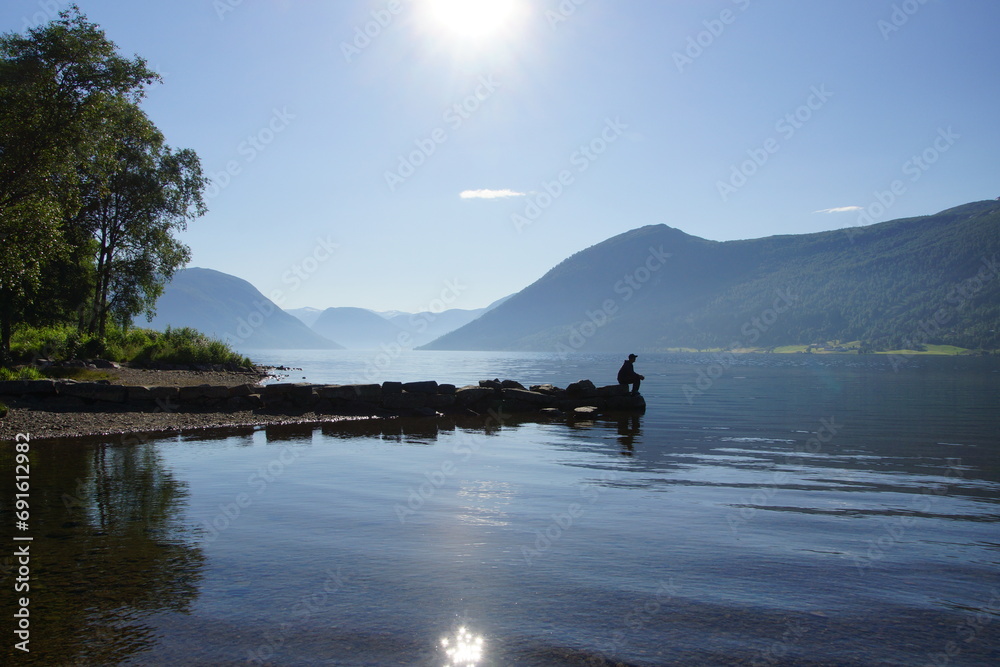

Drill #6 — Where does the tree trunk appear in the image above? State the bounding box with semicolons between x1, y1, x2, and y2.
0;300;12;367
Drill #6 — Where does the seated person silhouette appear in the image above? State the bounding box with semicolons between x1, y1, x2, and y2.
617;353;644;396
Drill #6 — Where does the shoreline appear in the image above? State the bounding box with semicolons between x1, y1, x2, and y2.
0;367;644;444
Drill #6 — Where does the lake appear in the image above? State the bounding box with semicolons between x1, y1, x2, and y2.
2;351;998;665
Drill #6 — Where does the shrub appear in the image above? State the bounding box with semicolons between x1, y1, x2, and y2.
0;366;45;381
133;327;253;368
8;324;253;369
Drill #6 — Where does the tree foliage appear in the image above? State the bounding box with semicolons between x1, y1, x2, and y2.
0;6;204;364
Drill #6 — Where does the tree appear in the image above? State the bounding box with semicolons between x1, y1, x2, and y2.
0;5;158;363
73;99;206;337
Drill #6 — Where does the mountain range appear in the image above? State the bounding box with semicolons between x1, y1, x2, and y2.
145;201;1000;353
423;200;1000;352
140;268;341;350
144;270;506;351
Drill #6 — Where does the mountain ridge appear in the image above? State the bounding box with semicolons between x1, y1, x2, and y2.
141;268;343;351
422;201;1000;352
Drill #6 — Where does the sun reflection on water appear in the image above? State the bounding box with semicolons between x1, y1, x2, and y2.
440;626;484;667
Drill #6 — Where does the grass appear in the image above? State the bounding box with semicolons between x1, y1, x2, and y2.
8;324;254;369
874;344;973;356
0;401;7;419
0;366;45;381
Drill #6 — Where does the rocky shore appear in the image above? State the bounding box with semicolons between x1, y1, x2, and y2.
0;367;645;443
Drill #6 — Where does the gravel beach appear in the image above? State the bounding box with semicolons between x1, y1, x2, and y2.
0;366;373;443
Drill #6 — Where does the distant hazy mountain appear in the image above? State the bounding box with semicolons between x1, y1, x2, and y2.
380;294;512;348
310;307;406;350
285;307;324;328
142;268;343;350
284;296;513;350
422;201;1000;352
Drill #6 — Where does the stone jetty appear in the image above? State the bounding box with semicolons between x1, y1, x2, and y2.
0;377;645;419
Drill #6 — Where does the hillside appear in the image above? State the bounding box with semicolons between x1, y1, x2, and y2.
422;201;1000;353
142;268;343;350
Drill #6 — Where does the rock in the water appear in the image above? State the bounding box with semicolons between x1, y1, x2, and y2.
402;381;438;394
566;380;597;397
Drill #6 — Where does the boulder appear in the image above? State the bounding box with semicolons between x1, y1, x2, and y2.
596;384;629;397
126;386;181;403
479;379;502;389
530;384;558;394
316;384;382;403
59;382;127;403
607;394;646;411
382;381;403;395
454;386;498;408
402;381;438;395
179;385;232;402
227;384;259;398
438;384;457;395
382;393;423;410
501;388;553;406
566;380;597;397
91;359;120;369
500;380;525;389
226;395;262;410
261;383;315;406
0;380;58;396
573;406;601;417
383;393;455;411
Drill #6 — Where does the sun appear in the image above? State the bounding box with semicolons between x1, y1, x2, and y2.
423;0;523;41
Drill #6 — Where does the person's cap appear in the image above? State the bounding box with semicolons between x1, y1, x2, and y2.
628;353;638;360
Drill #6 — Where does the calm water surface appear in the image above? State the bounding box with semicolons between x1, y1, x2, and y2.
1;352;998;666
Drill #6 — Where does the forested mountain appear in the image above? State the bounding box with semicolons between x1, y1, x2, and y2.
423;201;1000;352
143;268;342;350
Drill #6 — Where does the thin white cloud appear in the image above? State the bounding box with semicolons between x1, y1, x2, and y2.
814;206;863;214
459;189;526;200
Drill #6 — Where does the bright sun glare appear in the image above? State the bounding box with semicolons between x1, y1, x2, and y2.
424;0;522;41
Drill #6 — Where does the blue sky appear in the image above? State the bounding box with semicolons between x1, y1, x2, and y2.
3;0;998;312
